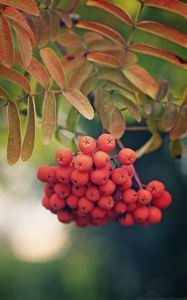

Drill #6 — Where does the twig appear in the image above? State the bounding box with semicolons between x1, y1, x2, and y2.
126;126;148;132
0;101;10;110
67;0;79;13
15;90;63;102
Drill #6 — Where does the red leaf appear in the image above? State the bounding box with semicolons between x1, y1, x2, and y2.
57;32;82;48
3;7;36;45
0;87;10;100
86;52;120;68
137;21;187;48
40;47;65;88
143;0;187;19
61;48;85;73
68;63;93;89
87;0;133;26
13;24;32;67
0;0;39;16
76;21;126;46
123;64;158;99
0;65;31;93
129;44;187;69
0;15;14;68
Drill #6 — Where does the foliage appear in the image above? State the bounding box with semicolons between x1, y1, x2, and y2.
0;0;187;164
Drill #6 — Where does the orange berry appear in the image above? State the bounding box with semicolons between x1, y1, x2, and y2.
121;176;132;191
122;165;135;177
90;207;106;219
56;166;73;183
118;148;137;165
112;167;128;185
114;202;127;215
79;197;94;213
54;183;71;198
123;189;137;204
44;182;55;197
85;186;100;202
73;154;93;172
78;135;96;154
146;180;165;199
137;189;152;205
107;209;118;221
42;195;51;210
55;148;72;166
133;206;149;223
90;168;109;185
71;169;89;186
120;213;134;227
97;133;116;153
153;191;172;209
127;202;138;212
91;216;108;226
98;195;115;210
148;206;162;224
93;151;110;168
104;163;115;176
57;210;73;223
99;179;116;196
50;194;66;210
72;185;86;197
66;194;79;209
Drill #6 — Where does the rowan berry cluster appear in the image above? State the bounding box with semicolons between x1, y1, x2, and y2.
37;134;172;228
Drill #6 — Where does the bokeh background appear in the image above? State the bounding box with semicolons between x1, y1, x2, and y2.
0;0;187;299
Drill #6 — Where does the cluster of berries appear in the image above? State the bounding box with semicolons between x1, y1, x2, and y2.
37;134;172;228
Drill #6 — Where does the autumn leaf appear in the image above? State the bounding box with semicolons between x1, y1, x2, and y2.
143;0;187;20
13;24;32;67
0;15;14;68
68;63;93;89
0;87;10;101
40;47;65;88
21;96;36;161
123;64;158;99
160;103;178;132
113;93;141;122
170;104;187;140
129;44;187;69
63;89;94;120
86;52;120;68
76;21;126;46
57;32;82;48
0;0;40;16
0;65;31;93
109;108;126;139
169;139;183;159
7;101;21;164
41;91;56;145
156;80;169;101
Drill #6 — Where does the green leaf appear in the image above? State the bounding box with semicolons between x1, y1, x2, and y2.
41;91;56;145
71;137;79;153
87;0;133;26
21;96;36;161
169;139;183;159
0;15;14;68
170;104;187;140
66;106;80;132
7;101;21;164
156;80;169;101
122;64;158;99
160;103;178;132
151;102;164;119
63;89;94;120
0;87;10;100
113;93;141;122
136;134;162;158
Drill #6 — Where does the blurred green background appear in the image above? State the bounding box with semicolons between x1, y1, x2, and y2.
0;1;187;299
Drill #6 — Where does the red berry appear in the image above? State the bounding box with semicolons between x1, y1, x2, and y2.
79;197;94;213
118;148;137;165
114;202;127;215
107;209;118;221
44;182;55;197
50;194;66;210
78;135;96;154
92;216;108;226
57;210;73;223
75;215;90;227
104;163;115;176
123;189;137;204
55;148;72;166
72;185;86;197
112;167;128;185
97;133;116;153
54;183;71;198
153;191;172;209
56;166;73;183
121;176;132;191
146;180;165;199
137;189;152;205
148;206;162;224
99;179;116;196
127;202;138;212
98;195;115;210
120;213;134;227
90;168;109;185
71;169;89;186
42;195;51;210
66;194;79;209
133;206;149;222
90;207;106;219
123;165;135;177
85;186;100;202
93;151;110;168
37;166;56;182
73;154;93;172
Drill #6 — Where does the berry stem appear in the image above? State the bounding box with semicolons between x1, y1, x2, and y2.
117;139;143;189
